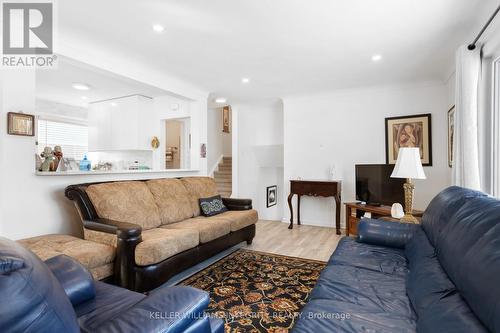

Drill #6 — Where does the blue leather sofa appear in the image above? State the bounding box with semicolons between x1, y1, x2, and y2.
293;186;499;333
0;236;224;333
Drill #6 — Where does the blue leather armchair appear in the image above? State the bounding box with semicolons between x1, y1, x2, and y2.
0;237;224;333
293;186;498;333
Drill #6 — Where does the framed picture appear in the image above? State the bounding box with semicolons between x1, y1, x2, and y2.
7;112;35;136
200;143;206;158
385;113;432;166
448;106;455;168
266;185;277;208
222;106;230;133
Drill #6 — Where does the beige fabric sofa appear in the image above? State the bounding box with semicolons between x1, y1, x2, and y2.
66;176;258;291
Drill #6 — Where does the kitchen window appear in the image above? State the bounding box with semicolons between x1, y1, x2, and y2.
37;119;88;161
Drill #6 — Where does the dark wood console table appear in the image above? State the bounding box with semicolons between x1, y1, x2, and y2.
344;202;424;236
287;180;342;234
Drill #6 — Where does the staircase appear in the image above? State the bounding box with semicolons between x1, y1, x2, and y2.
214;157;232;197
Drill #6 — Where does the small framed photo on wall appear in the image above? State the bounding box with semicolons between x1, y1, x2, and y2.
222;106;230;133
7;112;35;136
267;185;277;208
448;106;455;168
385;113;432;166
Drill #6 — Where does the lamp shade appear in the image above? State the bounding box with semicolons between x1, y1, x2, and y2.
391;147;426;179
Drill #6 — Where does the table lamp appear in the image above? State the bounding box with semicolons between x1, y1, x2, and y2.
390;147;426;223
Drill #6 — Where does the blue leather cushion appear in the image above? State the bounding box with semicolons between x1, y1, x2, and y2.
292;298;416;333
435;196;500;332
421;186;486;247
89;286;210;333
199;195;228;216
310;265;414;319
45;255;96;307
405;228;456;315
357;218;420;249
0;237;80;333
417;292;488;333
330;237;408;277
75;280;145;332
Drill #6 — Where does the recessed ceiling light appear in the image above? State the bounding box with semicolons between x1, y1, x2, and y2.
152;24;165;32
241;77;250;83
110;102;118;107
372;54;382;62
81;96;88;100
215;98;227;104
72;83;90;91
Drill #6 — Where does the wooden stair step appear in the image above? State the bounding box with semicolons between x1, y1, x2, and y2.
215;179;232;184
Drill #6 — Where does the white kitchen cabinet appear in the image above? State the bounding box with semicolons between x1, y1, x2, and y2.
88;95;153;151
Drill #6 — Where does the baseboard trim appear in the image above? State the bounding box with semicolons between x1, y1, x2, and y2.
280;218;346;229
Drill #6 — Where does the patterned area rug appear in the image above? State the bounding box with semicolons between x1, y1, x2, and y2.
180;249;326;333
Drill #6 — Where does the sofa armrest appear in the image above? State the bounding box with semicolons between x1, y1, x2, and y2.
92;286;210;333
84;218;142;290
357;218;421;249
45;255;96;307
222;197;252;210
84;218;142;239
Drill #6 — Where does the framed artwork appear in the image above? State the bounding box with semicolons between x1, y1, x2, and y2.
222;106;230;133
385;113;432;166
448;106;455;168
266;185;277;208
7;112;35;136
200;143;206;158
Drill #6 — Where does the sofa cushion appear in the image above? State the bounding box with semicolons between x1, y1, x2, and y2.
199;195;228;217
146;178;194;225
181;177;219;217
135;228;199;266
162;217;231;244
216;209;258;231
417;292;488;333
18;234;115;280
86;181;161;230
310;265;414;319
329;237;408;277
421;186;486;247
292;298;416;333
434;196;500;332
405;228;455;315
75;280;145;331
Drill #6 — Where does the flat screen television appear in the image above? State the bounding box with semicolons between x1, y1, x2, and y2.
355;164;405;206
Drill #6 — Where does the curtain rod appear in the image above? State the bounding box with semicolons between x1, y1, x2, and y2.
468;4;500;50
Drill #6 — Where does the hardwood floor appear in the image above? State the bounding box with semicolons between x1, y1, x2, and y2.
246;220;344;262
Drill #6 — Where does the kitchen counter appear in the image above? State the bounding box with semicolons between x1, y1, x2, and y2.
36;169;199;176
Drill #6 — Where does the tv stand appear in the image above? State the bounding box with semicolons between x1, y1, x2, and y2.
344;202;423;236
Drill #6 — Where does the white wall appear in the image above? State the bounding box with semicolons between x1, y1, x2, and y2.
207;108;224;174
0;69;208;240
234;101;284;221
283;82;451;228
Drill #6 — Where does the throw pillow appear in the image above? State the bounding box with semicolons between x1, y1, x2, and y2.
199;195;228;217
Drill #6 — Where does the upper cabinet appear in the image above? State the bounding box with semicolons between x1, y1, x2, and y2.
88;95;153;151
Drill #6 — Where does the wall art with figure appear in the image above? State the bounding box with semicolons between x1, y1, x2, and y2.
385;113;432;166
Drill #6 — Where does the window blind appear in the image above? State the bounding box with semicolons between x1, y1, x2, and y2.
37;119;88;161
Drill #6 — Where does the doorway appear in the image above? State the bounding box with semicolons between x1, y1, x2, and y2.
165;118;191;169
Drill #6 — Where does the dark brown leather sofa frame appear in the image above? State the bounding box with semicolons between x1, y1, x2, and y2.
65;179;256;292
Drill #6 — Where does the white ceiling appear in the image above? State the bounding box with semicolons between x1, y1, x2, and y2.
58;0;499;103
36;58;170;107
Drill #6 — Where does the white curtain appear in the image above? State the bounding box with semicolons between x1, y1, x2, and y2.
452;45;482;190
